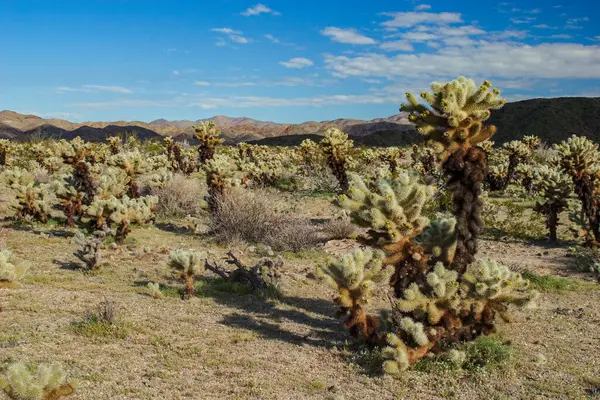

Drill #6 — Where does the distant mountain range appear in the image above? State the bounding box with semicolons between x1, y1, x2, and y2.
1;97;599;146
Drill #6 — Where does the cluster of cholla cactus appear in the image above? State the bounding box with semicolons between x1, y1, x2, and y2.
0;249;29;287
203;154;239;213
531;166;573;241
82;195;157;243
194;121;224;166
163;137;196;174
107;136;121;155
319;128;355;193
401;76;506;272
234;144;295;187
321;170;538;371
0;362;75;399
554;135;600;245
73;230;105;270
379;147;405;175
168;249;207;299
501;140;532;189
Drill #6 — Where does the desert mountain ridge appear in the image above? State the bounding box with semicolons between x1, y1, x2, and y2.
1;97;600;146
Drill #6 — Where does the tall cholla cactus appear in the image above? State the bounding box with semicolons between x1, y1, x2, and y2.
0;362;76;399
382;261;538;373
3;168;52;224
0;249;29;286
531;166;573;241
194;121;224;166
502;140;532;189
59;137;91;165
0;139;10;166
487;163;508;191
319;128;354;193
554;135;600;245
318;249;393;343
400;77;506;273
168;249;207;299
203;154;237;213
338;172;435;296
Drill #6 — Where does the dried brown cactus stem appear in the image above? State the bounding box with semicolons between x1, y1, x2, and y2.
573;173;600;245
382;239;430;298
443;146;487;274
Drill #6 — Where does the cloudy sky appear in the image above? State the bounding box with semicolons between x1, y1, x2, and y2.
1;0;599;123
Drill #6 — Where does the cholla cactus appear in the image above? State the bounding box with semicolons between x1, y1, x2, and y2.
0;139;11;166
0;362;75;400
59;137;90;165
338;172;434;296
107;150;151;198
110;195;158;244
401;77;506;273
52;178;85;227
194;121;224;166
168;249;207;299
73;230;105;270
95;166;129;200
554;135;600;245
144;168;173;190
410;144;438;178
477;140;495;153
380;261;537;372
82;195;157;243
319;128;354;193
502;140;532;189
147;282;162;298
416;217;457;265
203;154;238;213
531;165;573;241
522;135;541;151
487;163;508;191
379;148;405;175
9;183;52;224
515;163;534;192
318;249;393;342
107;136;121;155
0;249;29;286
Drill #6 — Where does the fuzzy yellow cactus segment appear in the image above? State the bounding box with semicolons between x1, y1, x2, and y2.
477;140;495;153
318;248;392;340
503;140;531;160
338;172;434;245
0;249;29;284
145;168;174;189
1;167;35;187
109;195;158;227
0;362;75;400
107;150;151;197
554;135;600;177
381;318;433;374
461;260;539;309
168;249;207;299
318;249;391;308
59;137;90;165
400;77;505;158
194;121;224;165
416;217;457;265
107;136;121;154
9;183;52;223
396;263;460;324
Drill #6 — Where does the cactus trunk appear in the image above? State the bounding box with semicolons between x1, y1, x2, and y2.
444;147;487;274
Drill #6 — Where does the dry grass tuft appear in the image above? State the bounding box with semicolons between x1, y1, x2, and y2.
322;217;356;240
209;187;322;251
153;173;205;218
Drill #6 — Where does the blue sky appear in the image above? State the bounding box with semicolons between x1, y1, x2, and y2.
1;0;599;123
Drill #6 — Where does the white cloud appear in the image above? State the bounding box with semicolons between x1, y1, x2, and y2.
551;34;572;39
172;70;180;76
279;57;314;69
402;31;439;41
54;85;132;94
381;12;462;29
324;42;600;79
510;17;536;24
437;25;486;36
321;27;377;45
264;34;280;43
241;4;280;16
533;24;556;29
492;30;528;39
211;27;241;35
211;28;249;45
442;36;475;47
194;81;210;86
379;40;414;52
414;4;431;11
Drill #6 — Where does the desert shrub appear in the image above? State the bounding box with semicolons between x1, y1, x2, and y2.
322;217;356;240
209;187;321;251
71;299;128;339
152;173;205;218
